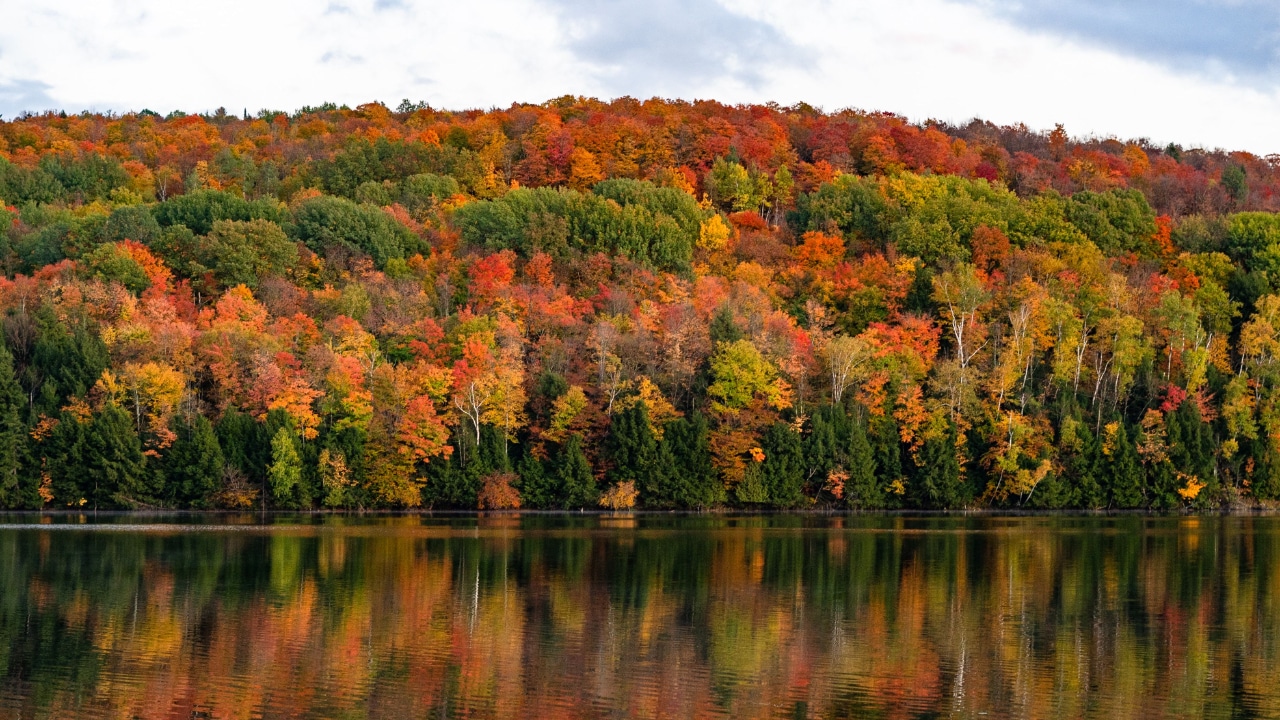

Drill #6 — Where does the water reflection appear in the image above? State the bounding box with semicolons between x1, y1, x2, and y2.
0;515;1278;719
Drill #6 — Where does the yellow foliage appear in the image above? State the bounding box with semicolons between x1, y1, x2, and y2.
698;215;732;252
545;386;588;443
1176;473;1205;501
613;376;681;439
598;480;639;510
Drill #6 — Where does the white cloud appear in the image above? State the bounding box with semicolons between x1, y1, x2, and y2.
733;0;1280;153
1;0;1278;153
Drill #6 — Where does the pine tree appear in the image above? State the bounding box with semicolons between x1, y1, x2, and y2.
515;452;554;509
912;419;962;509
83;403;148;508
760;422;806;508
846;415;881;509
663;413;723;508
1104;422;1145;509
556;434;597;509
164;414;225;508
268;427;303;509
606;402;660;501
0;345;27;508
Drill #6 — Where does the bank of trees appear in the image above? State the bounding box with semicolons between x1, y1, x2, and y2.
1;98;1279;509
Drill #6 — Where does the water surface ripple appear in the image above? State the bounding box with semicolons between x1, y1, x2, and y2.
0;514;1277;719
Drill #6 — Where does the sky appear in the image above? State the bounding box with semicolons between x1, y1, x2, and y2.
1;0;1278;153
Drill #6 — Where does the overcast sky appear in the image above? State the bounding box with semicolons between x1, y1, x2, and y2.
1;0;1278;153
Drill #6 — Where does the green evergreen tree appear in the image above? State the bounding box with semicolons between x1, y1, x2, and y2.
846;415;882;509
735;465;770;505
760;422;806;508
217;408;270;482
557;434;597;509
662;413;723;508
709;305;743;345
1104;422;1145;509
72;403;148;509
912;419;962;509
805;405;847;488
1168;399;1217;505
164;414;225;508
606;403;661;501
515;452;555;509
268;427;303;509
0;345;28;508
869;414;904;507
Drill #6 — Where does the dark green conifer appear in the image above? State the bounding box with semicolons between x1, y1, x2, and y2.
164;414;225;508
557;434;597;509
0;345;28;508
760;422;806;508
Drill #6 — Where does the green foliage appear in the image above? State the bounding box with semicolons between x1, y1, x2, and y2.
557;434;598;509
659;413;723;509
0;346;26;507
1226;212;1280;273
1064;189;1157;256
884;174;1025;263
290;195;421;268
38;154;130;203
845;414;880;509
164;415;226;508
153;189;286;235
911;419;963;509
792;174;887;243
314;138;445;197
100;205;161;245
1102;422;1145;509
84;243;149;293
400;173;460;215
23;307;110;420
606;402;666;503
217;408;271;484
759;422;806;508
268;426;303;509
203;218;299;288
707;340;785;413
0;156;64;205
452;182;700;271
44;404;148;509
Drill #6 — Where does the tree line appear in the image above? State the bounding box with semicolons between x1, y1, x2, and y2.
1;98;1279;510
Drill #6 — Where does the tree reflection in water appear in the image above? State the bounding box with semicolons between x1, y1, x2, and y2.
0;514;1277;719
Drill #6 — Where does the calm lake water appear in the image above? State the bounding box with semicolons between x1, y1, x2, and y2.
0;514;1278;719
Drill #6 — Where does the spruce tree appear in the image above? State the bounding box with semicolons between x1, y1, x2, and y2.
0;346;27;508
217;408;270;483
164;414;225;508
805;405;845;484
515;452;554;508
1104;422;1145;509
664;413;722;508
760;422;806;508
606;403;660;501
1169;400;1217;504
557;434;597;509
912;419;962;509
83;403;148;508
846;415;881;509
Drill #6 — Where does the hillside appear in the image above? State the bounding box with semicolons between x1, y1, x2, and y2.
0;96;1277;510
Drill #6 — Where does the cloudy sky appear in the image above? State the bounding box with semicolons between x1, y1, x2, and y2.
1;0;1278;153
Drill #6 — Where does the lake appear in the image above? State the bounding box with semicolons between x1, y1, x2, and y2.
0;514;1278;719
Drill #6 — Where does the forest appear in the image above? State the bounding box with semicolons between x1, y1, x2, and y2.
1;96;1279;511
